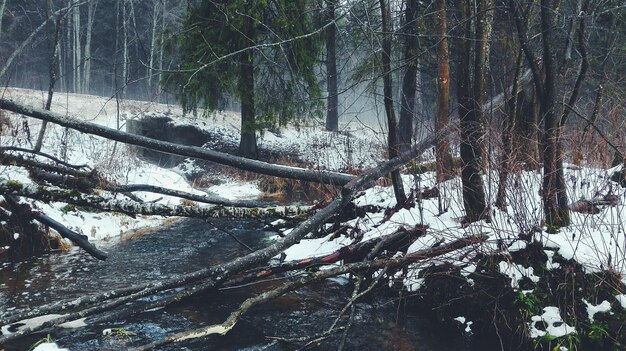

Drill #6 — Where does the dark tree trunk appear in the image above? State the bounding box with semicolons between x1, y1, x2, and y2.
434;0;453;182
35;9;62;152
540;0;569;228
516;88;541;170
238;17;258;159
496;53;522;210
456;0;489;223
397;0;419;153
379;0;407;206
325;0;339;132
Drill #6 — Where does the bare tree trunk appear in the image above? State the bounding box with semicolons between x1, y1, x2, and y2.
0;99;355;185
496;52;523;210
540;0;569;228
435;0;453;182
397;0;419;153
456;0;489;223
121;0;128;96
0;0;6;36
72;1;81;93
379;0;407;206
238;15;258;159
84;0;97;94
157;0;166;100
325;0;339;132
147;0;160;92
34;6;63;152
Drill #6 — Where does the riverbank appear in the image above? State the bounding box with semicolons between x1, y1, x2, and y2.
1;88;626;350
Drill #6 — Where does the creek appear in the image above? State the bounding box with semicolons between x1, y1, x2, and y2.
0;218;468;350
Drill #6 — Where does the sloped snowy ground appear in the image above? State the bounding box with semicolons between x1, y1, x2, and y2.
280;165;626;341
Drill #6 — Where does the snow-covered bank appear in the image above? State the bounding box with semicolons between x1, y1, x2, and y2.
2;87;626;349
0;88;262;244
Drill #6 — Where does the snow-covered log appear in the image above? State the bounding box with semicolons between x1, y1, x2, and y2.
0;180;311;219
0;99;354;186
0;127;444;344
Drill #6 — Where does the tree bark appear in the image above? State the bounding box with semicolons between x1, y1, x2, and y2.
540;0;569;228
0;99;355;186
397;0;419;153
325;0;339;132
3;195;107;260
434;0;453;182
72;0;82;93
34;6;62;152
84;0;97;94
379;0;407;206
0;180;311;220
147;0;159;91
238;15;258;159
0;0;6;36
456;0;489;223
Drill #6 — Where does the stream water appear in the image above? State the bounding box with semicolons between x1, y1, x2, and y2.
0;218;467;351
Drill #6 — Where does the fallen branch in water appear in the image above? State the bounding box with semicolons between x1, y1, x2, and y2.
0;127;444;345
224;224;427;288
132;233;487;350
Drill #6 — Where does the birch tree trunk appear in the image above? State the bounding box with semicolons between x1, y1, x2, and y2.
147;0;160;92
84;0;97;94
73;1;81;93
0;0;6;36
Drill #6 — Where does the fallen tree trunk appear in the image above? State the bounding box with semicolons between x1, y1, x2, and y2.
133;233;488;350
28;169;267;208
225;225;428;288
3;196;107;260
0;99;354;186
1;152;265;208
0;128;443;344
0;180;311;219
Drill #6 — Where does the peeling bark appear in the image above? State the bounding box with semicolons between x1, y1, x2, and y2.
0;181;311;219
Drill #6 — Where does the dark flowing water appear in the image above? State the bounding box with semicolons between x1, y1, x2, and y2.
0;219;466;351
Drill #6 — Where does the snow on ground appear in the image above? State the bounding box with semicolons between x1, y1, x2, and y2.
0;88;262;245
32;343;69;351
3;87;626;343
0;88;386;248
